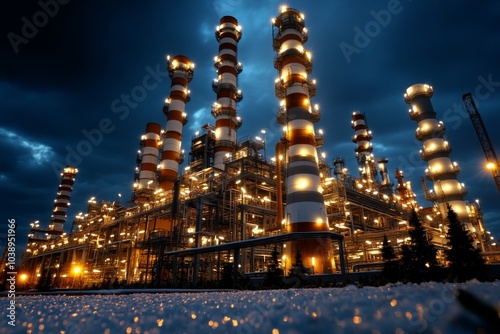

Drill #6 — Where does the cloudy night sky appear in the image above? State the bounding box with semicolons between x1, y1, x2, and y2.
1;0;500;260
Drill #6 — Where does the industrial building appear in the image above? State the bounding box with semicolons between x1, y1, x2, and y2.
18;7;494;288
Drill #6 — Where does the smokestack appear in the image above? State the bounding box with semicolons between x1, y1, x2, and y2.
377;157;393;198
352;111;377;189
49;166;78;233
212;16;243;170
134;122;162;202
273;6;332;274
159;55;193;192
333;157;346;182
404;84;469;221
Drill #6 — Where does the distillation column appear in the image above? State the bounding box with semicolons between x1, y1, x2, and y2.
377;157;393;199
49;166;78;233
404;84;469;224
212;16;243;170
273;6;333;274
352;111;377;190
135;122;162;202
159;55;193;192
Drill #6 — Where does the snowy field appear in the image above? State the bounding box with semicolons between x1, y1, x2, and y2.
2;281;500;334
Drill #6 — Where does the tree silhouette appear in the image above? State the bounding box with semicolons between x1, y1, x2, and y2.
399;210;439;282
289;248;308;275
381;234;398;282
263;245;284;289
382;234;396;261
444;205;486;282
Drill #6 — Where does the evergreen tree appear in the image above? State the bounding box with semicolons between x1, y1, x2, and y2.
444;205;487;282
288;248;308;288
381;235;398;283
263;245;284;289
382;234;396;261
220;263;235;288
289;248;307;276
399;210;439;282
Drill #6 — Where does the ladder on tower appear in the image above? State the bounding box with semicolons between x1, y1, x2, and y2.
462;93;500;193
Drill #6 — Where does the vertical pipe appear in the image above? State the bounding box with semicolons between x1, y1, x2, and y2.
272;6;332;274
276;141;283;226
49;166;78;234
212;16;243;170
159;55;193;192
404;84;469;224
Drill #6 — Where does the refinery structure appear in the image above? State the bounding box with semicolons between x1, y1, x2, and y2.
15;7;496;288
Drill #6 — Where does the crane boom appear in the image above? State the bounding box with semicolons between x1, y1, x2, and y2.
462;92;500;193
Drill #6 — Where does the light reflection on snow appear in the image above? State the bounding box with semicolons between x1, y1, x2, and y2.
2;281;499;334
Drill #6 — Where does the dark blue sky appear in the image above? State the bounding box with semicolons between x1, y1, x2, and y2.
1;0;500;260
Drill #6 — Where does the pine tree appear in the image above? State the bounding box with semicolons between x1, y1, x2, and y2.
382;234;396;261
263;245;284;289
289;248;307;276
381;235;398;282
220;263;234;288
444;205;486;282
399;210;439;282
287;248;308;288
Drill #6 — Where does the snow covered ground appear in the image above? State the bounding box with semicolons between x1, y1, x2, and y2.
2;280;499;333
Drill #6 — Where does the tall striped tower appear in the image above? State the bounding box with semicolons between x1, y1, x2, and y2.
404;84;469;224
212;16;243;170
273;6;333;274
135;122;162;202
352;111;377;190
159;55;193;192
49;166;78;234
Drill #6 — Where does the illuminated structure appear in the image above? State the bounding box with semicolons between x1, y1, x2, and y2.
212;16;243;170
352;112;377;190
17;9;496;289
404;85;471;222
272;6;333;274
49;166;78;234
159;55;193;192
377;158;393;199
134;122;162;203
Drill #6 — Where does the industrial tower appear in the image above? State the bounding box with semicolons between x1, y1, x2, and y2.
462;93;500;193
272;6;333;274
404;84;470;225
212;16;243;170
159;55;193;192
134;122;162;203
351;112;377;190
48;166;78;234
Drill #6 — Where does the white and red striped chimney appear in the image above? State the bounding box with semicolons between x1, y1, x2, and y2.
273;6;332;274
212;16;243;170
352;111;377;189
159;55;193;192
49;166;78;233
135;122;162;201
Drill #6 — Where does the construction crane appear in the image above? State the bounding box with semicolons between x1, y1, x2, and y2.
462;93;500;192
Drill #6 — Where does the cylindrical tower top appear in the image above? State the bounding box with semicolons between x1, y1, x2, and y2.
167;55;194;82
216;16;242;42
404;83;433;103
